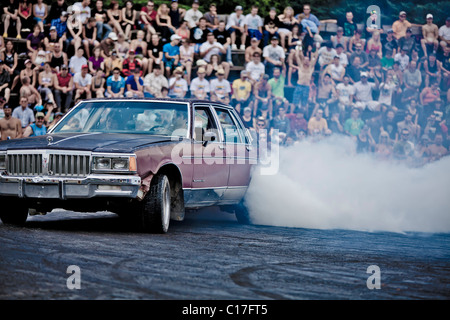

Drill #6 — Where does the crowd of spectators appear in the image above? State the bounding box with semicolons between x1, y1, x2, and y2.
0;1;449;166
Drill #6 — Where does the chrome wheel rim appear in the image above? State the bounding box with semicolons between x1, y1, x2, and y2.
162;184;170;232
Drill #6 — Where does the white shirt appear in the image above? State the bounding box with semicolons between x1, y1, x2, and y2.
184;9;203;29
439;25;450;41
328;64;345;81
318;47;337;66
200;41;224;63
354;81;376;102
73;72;92;87
190;77;210;94
243;14;263;30
168;77;188;98
69;55;87;74
143;73;168;97
378;81;396;105
226;12;244;30
336;52;349;66
73;2;91;24
336;83;355;104
246;61;265;81
394;53;410;71
209;78;231;98
262;45;285;62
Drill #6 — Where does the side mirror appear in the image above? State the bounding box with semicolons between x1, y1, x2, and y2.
203;131;217;146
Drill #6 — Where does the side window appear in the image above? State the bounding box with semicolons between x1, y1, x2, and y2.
214;108;243;144
193;106;218;142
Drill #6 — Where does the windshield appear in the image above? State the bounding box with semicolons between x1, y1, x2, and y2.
51;100;189;137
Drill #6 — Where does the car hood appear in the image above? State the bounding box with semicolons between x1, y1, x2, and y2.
0;133;175;153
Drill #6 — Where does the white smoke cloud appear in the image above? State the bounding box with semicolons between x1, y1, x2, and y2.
245;136;450;233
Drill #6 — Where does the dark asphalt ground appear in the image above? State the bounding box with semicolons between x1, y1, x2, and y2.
0;208;449;300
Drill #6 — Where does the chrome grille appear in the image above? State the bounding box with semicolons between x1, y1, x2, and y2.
48;154;90;177
7;154;43;176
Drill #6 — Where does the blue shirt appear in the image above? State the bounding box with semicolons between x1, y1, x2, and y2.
29;123;47;137
163;43;180;62
12;107;35;128
51;18;68;38
125;75;143;92
106;75;125;94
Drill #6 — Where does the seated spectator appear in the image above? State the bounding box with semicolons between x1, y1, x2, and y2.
184;0;203;30
307;108;328;135
375;131;393;160
129;30;149;75
3;0;22;39
38;62;56;104
336;76;355;117
190;17;209;54
203;3;219;31
169;0;186;31
69;47;88;75
331;27;348;51
226;5;246;51
318;41;337;70
381;50;395;73
356;124;376;153
18;0;33;32
424;133;448;161
200;33;230;78
22;111;47;137
378;71;399;110
328;111;344;134
347;56;365;84
0;40;18;82
366;30;382;58
231;70;252;114
18;59;37;89
268;67;288;107
88;47;105;75
438;17;450;51
168;67;188;98
246;52;265;85
420;81;441;107
144;65;169;98
140;0;157;42
263;35;286;78
393;128;415;160
423;53;442;87
51;11;69;40
74;64;92;100
66;8;83;53
344;108;364;136
252;74;272;119
245;37;262;64
121;1;137;40
104;50;123;77
349;41;368;68
122;50;142;78
82;17;99;59
125;68;144;98
241;107;255;129
190;67;210;99
287;109;308;138
263;7;280;48
353;71;380;112
213;21;233;66
392;11;418;40
348;29;366;54
156;3;177;43
367;48;382;81
179;38;194;85
382;29;398;56
44;26;63;53
209;68;231;103
421;14;439;56
54;65;73;111
91;68;105;98
106;67;125;98
324;55;345;83
380;109;398;141
315;73;337;116
397;28;417;56
270;106;290;137
12;96;35;129
296;4;320;49
163;34;182;78
176;20;190;40
335;44;348;67
397;112;421;143
277;7;298;52
92;0;112;41
0;104;22;140
244;5;264;44
32;0;47;33
147;33;165;75
26;24;45;57
20;76;41;107
107;0;125;37
338;10;357;38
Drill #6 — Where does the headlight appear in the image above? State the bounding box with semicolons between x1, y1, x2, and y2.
0;154;6;170
92;155;137;172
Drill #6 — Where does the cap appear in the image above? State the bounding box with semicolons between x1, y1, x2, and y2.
193;0;199;3
61;64;68;69
243;107;251;113
24;59;31;65
235;5;243;11
55;112;64;117
251;37;258;42
197;67;206;73
334;55;340;59
271;35;279;40
174;66;183;73
170;34;182;41
81;64;88;69
337;26;344;32
129;50;135;54
50;26;56;31
270;7;276;11
406;28;412;33
61;11;68;17
240;70;248;76
426;14;433;19
196;59;207;66
38;50;46;56
34;105;43;113
217;68;225;75
262;74;269;80
387;28;394;33
109;32;118;41
36;112;45;118
399;11;406;16
360;71;368;77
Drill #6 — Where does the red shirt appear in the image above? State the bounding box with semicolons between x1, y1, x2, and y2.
57;73;72;88
140;7;157;26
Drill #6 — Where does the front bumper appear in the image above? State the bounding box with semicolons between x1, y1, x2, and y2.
0;174;141;199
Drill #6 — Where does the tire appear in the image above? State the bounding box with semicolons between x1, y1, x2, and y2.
138;174;171;233
0;198;29;226
234;201;251;225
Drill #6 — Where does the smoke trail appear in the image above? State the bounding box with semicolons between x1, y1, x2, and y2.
245;136;450;233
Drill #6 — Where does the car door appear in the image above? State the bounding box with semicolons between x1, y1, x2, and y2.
212;105;255;204
185;104;229;207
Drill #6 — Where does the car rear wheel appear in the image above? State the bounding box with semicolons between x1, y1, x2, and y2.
233;201;251;225
138;174;171;233
0;198;29;226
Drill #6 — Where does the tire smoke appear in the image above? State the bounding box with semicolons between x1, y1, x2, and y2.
245;135;450;233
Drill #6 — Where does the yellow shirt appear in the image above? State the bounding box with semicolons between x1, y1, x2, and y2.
308;117;328;133
232;79;252;100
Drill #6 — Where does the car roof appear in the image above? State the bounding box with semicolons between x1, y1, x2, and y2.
77;97;232;109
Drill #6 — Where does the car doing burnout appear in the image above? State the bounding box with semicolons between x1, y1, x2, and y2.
0;98;257;233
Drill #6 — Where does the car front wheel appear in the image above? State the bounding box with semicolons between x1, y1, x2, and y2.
0;198;29;226
138;174;171;233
